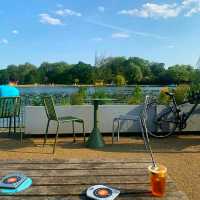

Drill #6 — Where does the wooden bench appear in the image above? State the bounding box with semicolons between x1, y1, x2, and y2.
0;159;189;199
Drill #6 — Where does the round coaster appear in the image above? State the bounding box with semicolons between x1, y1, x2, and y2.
0;178;32;194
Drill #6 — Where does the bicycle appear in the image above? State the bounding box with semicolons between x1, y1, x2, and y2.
146;91;200;138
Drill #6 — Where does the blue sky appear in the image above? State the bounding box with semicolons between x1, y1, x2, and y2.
0;0;200;69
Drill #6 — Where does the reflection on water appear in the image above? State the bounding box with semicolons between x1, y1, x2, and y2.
17;85;175;96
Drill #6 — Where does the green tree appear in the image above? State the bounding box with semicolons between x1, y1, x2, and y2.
149;63;165;83
191;69;200;84
114;74;126;86
0;69;9;84
24;69;39;84
127;63;143;84
167;65;193;84
7;64;19;82
18;63;37;84
68;62;94;84
38;62;71;84
126;57;152;83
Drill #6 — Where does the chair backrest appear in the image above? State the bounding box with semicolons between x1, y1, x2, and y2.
43;96;58;120
14;97;21;116
0;97;20;118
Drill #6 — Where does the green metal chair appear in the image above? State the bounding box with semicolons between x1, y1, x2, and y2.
43;96;85;154
0;97;22;143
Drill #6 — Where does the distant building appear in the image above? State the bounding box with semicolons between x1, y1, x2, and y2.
95;80;104;86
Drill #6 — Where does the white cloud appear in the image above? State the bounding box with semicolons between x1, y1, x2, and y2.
182;0;200;6
98;6;105;12
39;13;63;25
12;30;19;34
0;38;8;44
185;7;200;16
182;0;200;16
112;32;130;39
118;3;181;19
118;1;200;19
55;9;82;17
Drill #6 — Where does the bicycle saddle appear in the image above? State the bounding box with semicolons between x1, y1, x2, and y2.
165;92;174;97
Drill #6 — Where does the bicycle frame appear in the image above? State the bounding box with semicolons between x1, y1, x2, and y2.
169;95;199;130
148;93;200;138
181;101;199;122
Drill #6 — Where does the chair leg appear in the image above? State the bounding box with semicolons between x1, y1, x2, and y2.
43;120;50;147
9;117;12;134
18;116;23;144
72;121;75;143
117;120;121;141
53;122;60;154
82;122;85;143
14;116;16;134
112;120;116;144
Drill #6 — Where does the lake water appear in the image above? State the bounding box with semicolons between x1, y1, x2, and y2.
17;85;175;96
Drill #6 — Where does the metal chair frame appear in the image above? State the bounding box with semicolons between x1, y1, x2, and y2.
0;96;22;143
112;96;150;144
43;96;85;154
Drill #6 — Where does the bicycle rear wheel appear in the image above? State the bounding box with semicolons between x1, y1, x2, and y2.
146;101;178;138
155;106;178;137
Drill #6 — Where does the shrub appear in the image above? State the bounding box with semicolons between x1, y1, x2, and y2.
70;87;88;105
70;93;84;105
32;96;43;106
189;83;200;93
78;87;87;98
158;87;170;105
174;84;190;104
60;96;70;105
187;83;200;103
128;85;143;104
92;89;110;104
92;89;107;98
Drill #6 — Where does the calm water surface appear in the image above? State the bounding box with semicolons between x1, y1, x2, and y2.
17;85;175;96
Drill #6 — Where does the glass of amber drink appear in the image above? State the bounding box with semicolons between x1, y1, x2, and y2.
148;164;167;197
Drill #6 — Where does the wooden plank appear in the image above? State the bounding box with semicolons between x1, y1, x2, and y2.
0;159;151;164
0;168;148;177
0;182;177;196
29;176;172;185
0;162;150;170
0;191;189;200
0;160;189;200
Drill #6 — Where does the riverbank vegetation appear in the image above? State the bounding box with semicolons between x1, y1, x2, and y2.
0;56;199;85
19;83;200;106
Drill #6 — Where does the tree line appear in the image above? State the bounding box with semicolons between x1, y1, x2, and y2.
0;56;199;85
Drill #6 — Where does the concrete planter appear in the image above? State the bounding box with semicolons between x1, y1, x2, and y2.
25;105;144;135
24;104;200;135
156;104;200;132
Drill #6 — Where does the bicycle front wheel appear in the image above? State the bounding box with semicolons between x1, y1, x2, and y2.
152;106;178;138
